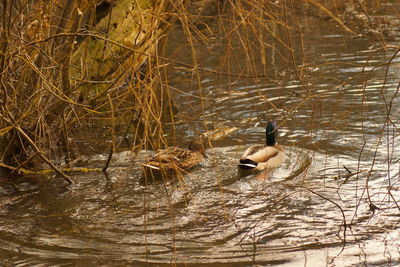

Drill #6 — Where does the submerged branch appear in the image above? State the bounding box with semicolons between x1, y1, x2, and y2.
0;162;102;175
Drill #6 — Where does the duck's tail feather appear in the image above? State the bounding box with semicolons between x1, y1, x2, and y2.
239;159;258;170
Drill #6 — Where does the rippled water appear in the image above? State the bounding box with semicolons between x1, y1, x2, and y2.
2;6;400;267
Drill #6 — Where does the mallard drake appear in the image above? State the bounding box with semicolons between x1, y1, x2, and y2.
238;121;285;172
142;138;206;178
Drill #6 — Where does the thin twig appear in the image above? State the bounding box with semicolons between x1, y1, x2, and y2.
307;188;347;242
103;93;116;172
0;110;74;183
13;125;74;184
305;0;356;35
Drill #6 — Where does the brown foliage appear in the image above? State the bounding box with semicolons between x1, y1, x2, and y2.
0;0;171;182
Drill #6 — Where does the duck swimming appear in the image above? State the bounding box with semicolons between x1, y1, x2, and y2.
238;121;285;173
142;138;206;178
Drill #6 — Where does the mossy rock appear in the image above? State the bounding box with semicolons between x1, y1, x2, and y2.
71;0;164;86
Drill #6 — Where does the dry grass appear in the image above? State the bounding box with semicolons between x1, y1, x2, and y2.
0;0;173;182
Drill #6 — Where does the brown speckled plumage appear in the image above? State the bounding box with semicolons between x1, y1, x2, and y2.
142;138;206;177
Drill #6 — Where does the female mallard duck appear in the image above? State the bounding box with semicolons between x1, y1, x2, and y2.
142;138;206;177
238;121;285;172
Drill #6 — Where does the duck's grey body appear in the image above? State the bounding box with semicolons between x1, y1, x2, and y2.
239;144;285;171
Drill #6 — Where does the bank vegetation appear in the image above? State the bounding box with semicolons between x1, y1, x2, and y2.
0;0;392;183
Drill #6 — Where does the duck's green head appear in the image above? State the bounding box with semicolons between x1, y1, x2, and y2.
266;121;278;146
